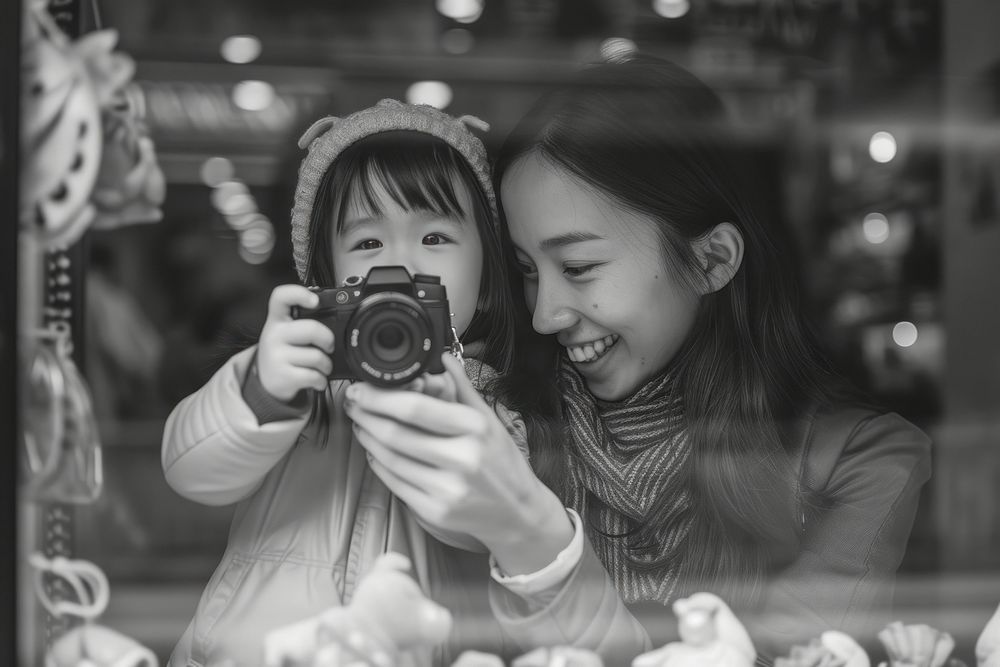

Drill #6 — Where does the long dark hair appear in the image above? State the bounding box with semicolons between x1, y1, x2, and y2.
492;56;854;605
303;130;517;375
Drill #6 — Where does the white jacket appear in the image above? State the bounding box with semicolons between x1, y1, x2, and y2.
162;346;525;667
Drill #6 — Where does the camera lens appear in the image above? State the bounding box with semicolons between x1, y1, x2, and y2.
347;292;433;387
372;322;408;363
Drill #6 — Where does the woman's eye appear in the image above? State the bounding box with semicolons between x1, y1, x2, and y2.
355;239;382;250
422;233;451;246
563;263;601;277
515;261;537;278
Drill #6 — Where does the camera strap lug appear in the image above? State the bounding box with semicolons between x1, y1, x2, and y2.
449;325;465;368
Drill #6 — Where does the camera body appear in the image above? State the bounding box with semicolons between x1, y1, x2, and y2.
292;266;453;387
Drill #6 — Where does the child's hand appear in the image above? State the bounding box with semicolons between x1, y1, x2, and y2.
256;285;336;403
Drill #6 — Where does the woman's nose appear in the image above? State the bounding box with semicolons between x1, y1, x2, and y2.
529;282;577;335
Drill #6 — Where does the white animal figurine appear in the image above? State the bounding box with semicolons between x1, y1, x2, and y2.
263;552;453;667
775;631;869;667
451;650;507;667
821;630;870;667
513;646;604;667
877;621;955;667
631;592;756;667
978;603;1000;667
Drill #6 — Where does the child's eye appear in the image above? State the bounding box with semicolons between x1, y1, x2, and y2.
563;263;602;277
354;239;382;251
422;233;452;246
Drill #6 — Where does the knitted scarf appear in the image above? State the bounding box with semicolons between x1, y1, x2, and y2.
558;362;693;604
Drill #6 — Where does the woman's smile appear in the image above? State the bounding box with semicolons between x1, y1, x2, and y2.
563;334;619;364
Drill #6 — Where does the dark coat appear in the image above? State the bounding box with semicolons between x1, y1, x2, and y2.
489;406;932;667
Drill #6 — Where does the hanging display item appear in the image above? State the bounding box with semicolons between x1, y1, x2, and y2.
29;552;159;667
21;321;103;505
90;78;166;230
19;0;165;250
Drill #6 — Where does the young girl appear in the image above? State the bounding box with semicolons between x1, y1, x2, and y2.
160;99;535;667
345;58;933;663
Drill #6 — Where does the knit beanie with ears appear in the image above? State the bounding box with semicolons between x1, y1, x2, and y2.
290;98;497;283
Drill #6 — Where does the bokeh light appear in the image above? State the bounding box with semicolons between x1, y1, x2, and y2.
892;321;919;348
220;35;262;64
406;81;453;109
210;180;249;211
436;0;484;23
652;0;690;19
869;131;898;163
218;192;256;217
862;212;890;244
228;212;267;231
241;224;274;252
232;80;275;111
239;218;275;264
200;157;234;188
239;245;271;264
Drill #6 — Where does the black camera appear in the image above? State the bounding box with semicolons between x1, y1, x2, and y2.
292;266;455;387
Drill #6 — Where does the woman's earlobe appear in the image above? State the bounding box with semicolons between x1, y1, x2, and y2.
696;222;744;294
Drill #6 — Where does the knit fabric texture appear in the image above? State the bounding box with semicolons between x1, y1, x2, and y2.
290;98;496;282
558;362;693;604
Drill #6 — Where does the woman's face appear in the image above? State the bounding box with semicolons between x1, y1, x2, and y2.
501;154;701;401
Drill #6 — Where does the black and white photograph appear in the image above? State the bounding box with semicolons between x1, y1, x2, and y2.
3;1;999;666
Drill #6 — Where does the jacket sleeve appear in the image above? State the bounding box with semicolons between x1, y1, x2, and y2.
751;409;932;655
486;395;652;663
161;346;313;506
489;535;653;664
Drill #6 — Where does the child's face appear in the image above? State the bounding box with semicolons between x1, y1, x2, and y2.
502;154;701;401
331;176;484;339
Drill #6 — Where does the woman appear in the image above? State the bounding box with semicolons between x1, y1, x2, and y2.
346;57;931;663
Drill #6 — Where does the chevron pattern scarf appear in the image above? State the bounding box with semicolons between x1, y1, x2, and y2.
558;363;693;604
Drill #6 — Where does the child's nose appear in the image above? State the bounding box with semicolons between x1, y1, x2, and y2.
383;248;430;277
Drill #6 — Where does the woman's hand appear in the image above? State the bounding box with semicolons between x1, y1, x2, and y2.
345;354;574;575
256;285;336;403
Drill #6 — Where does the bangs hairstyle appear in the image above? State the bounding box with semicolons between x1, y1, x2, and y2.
303;130;517;374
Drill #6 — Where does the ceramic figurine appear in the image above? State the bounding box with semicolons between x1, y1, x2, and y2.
775;631;869;667
20;0;162;248
821;631;870;667
91;82;166;230
263;552;453;667
513;645;604;667
46;624;158;667
631;592;755;667
29;553;158;667
774;638;839;667
977;603;1000;667
451;650;507;667
877;621;956;667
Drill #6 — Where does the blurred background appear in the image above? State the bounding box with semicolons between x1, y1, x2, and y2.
8;0;1000;665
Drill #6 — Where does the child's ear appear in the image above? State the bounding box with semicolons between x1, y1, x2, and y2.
694;222;744;294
